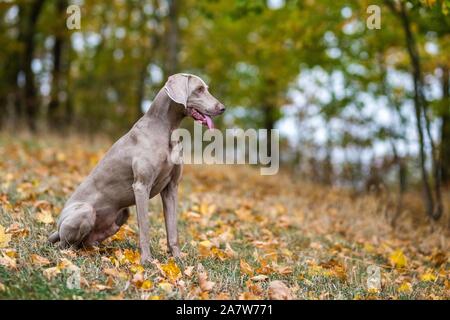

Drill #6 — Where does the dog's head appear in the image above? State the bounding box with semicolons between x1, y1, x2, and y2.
164;73;225;129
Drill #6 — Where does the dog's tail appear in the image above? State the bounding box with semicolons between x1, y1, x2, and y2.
48;231;60;243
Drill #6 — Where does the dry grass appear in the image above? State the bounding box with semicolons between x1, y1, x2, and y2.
0;132;448;300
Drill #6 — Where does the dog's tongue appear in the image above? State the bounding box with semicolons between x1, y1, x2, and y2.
204;115;214;130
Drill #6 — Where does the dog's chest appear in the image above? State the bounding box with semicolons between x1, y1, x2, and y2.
149;159;176;198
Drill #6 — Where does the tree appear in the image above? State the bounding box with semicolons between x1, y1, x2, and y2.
22;0;46;132
47;0;68;129
384;0;445;220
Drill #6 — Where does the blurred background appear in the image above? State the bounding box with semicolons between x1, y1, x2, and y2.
0;0;449;221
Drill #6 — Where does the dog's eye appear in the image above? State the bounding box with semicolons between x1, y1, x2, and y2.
196;86;205;93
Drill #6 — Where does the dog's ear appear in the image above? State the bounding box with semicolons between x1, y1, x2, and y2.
164;74;190;108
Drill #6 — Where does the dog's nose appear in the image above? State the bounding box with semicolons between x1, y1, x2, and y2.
216;103;225;114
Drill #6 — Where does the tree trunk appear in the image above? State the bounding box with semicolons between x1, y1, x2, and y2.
22;0;46;132
263;104;276;158
165;0;179;77
136;1;162;120
48;0;67;129
386;0;441;220
440;66;450;187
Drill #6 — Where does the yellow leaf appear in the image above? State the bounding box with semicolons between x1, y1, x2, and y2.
308;265;333;277
0;282;6;292
141;280;153;290
398;282;412;293
420;273;437;282
160;258;182;282
0;252;16;269
158;281;173;293
132;272;153;290
389;250;407;268
35;210;54;224
110;225;135;242
0;225;12;248
123;249;141;265
198;240;212;257
130;264;145;274
211;247;227;261
31;254;51;267
240;259;254;276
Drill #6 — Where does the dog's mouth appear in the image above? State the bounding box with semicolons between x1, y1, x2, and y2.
186;107;215;129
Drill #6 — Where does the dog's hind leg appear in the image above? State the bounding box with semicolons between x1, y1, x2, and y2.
48;231;60;243
82;208;130;247
115;207;130;226
58;202;96;249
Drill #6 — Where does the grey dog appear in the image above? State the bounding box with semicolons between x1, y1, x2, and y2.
48;73;225;264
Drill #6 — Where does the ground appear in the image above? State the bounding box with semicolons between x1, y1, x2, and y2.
0;132;448;300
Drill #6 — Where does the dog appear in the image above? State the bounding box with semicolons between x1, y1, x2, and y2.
48;73;225;264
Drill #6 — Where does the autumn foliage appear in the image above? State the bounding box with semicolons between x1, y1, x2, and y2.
0;133;448;299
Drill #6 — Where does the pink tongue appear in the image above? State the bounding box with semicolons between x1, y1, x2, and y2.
204;115;214;129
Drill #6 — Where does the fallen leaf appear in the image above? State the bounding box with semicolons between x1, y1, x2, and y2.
5;223;29;238
92;283;112;291
240;259;254;276
225;243;237;258
389;250;407;268
184;266;195;278
103;267;128;280
158;281;173;294
250;275;268;282
268;280;293;300
160;258;182;282
215;292;231;299
398;282;412;293
31;254;51;266
35;210;54;224
420;272;437;282
0;252;16;268
238;291;260;300
198;240;213;257
123;249;141;265
197;263;215;292
43;266;61;280
0;225;12;248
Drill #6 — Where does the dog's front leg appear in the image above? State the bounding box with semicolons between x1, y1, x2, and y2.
132;161;154;265
133;180;152;264
161;181;181;258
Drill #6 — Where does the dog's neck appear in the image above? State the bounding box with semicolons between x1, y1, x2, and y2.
144;89;186;131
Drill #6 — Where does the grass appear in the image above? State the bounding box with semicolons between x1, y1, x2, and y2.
0;132;448;300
